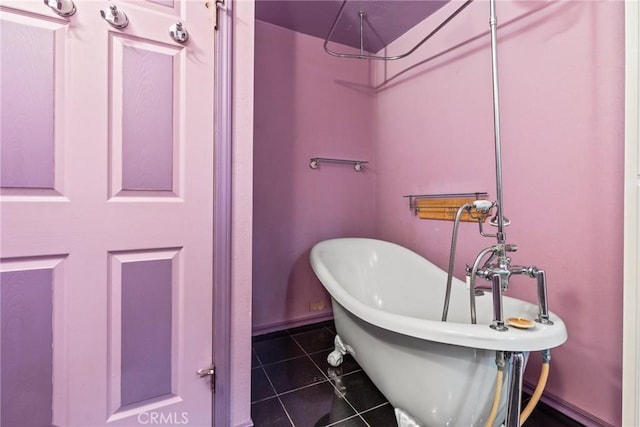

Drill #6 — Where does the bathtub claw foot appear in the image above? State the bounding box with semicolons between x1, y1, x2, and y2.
328;335;348;367
394;408;422;427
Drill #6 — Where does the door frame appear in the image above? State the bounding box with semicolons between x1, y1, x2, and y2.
623;1;639;425
213;0;233;425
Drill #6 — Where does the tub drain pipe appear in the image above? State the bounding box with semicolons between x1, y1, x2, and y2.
520;350;551;424
485;350;551;427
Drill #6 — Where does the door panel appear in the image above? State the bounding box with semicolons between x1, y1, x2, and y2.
110;35;182;197
0;256;67;427
0;1;215;425
0;10;67;196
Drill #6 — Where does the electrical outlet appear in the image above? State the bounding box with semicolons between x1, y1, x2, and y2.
309;300;325;311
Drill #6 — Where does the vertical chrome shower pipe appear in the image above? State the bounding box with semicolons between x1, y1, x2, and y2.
489;0;506;244
359;11;365;58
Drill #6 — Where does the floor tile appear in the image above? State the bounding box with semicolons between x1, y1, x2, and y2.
253;330;289;343
334;371;387;413
360;403;397;426
252;349;261;368
524;401;586;427
263;356;328;394
253;335;305;365
292;328;336;354
251;397;292;427
279;381;356;427
326;415;368;426
287;320;334;335
251;367;275;403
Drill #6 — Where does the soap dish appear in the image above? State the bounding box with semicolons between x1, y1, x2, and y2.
507;317;535;329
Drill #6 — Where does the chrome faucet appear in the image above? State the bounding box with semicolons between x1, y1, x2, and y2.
468;242;553;330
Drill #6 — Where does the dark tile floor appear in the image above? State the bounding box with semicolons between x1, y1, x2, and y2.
251;321;584;427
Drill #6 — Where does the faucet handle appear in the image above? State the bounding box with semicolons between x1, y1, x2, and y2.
505;243;518;252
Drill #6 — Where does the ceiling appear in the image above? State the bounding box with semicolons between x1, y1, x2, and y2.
255;0;450;54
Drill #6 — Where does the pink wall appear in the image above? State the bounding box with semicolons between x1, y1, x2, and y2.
252;21;375;333
372;1;624;425
253;1;624;424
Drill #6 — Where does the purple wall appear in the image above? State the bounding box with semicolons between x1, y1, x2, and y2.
252;21;375;332
254;1;624;424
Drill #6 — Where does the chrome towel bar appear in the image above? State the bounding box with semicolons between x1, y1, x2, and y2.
309;157;368;172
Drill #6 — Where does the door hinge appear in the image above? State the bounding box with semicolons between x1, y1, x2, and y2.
197;365;215;391
205;0;225;31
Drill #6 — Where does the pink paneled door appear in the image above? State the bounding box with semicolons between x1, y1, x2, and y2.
0;1;215;426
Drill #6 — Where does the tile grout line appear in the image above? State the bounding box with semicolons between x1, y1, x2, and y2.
294;331;372;427
257;357;296;426
257;332;328;425
289;333;332;381
287;326;369;426
356;401;394;426
324;413;370;427
274;394;296;427
256;334;334;400
254;323;382;427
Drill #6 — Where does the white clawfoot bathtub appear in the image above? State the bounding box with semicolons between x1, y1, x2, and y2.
310;238;567;427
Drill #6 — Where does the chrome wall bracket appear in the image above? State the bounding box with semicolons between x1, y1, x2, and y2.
100;4;129;29
44;0;76;17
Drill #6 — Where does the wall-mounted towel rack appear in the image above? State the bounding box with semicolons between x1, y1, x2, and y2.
309;157;368;172
404;192;490;221
324;0;473;61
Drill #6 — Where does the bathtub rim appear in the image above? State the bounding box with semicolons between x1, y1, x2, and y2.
310;237;568;352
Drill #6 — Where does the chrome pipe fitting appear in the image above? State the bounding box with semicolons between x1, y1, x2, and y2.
505;352;526;427
469;245;501;324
